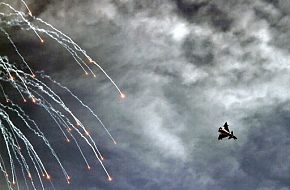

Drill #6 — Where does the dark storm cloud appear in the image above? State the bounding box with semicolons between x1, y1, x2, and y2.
27;0;51;17
175;0;233;32
239;105;290;189
1;0;290;189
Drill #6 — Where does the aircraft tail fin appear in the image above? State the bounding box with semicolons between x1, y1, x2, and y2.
231;131;237;140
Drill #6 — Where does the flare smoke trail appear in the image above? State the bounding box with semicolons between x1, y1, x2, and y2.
0;1;124;189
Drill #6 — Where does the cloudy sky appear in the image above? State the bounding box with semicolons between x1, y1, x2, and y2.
1;0;290;189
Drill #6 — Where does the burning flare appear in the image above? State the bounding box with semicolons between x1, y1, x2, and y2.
0;1;124;189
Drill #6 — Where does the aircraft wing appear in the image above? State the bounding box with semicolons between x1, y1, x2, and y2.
218;133;228;140
223;122;230;132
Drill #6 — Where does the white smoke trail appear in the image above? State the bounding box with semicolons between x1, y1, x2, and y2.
0;1;123;189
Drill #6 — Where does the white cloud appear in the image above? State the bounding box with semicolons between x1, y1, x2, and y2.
171;23;190;42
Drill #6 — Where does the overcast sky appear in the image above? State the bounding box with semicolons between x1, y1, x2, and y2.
1;0;290;189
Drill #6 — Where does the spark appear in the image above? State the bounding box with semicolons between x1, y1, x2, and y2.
0;1;124;189
120;93;126;99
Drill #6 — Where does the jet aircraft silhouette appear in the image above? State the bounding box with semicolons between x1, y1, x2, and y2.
218;122;237;140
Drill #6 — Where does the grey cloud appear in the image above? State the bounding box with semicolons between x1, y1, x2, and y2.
27;0;51;17
175;0;233;32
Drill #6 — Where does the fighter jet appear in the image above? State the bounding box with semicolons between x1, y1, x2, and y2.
218;122;237;140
